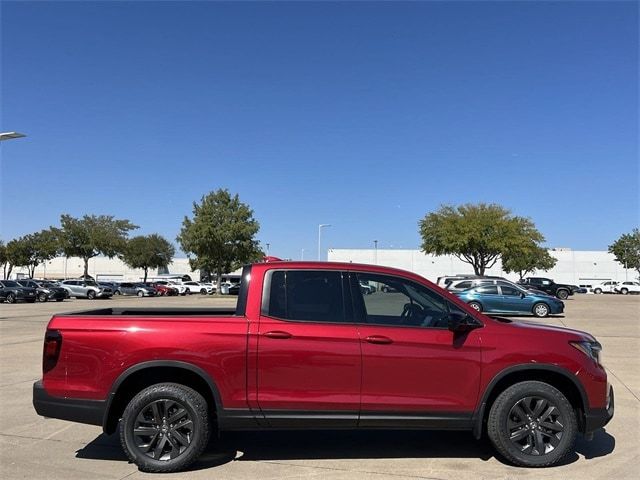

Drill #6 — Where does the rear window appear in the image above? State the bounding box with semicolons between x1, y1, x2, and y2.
265;270;345;323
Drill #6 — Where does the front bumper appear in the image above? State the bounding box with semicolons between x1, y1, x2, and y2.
584;386;614;434
32;380;106;426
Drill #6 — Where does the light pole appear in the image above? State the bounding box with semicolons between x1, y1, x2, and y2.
318;224;331;260
374;239;378;264
266;243;270;256
301;248;305;260
0;132;26;142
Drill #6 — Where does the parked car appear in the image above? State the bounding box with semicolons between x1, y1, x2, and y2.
17;279;66;302
454;284;564;317
34;261;612;472
518;277;577;300
59;280;113;299
0;280;37;303
615;281;640;295
219;282;240;295
182;281;214;295
144;283;178;296
359;281;376;295
99;282;121;292
115;283;157;297
592;281;619;294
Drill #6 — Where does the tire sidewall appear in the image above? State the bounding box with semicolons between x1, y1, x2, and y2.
120;383;210;473
488;381;577;467
469;301;482;312
87;290;96;300
556;289;568;300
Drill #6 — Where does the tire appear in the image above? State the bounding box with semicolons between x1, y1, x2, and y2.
594;288;602;294
487;380;577;467
87;290;96;300
119;383;210;473
556;289;569;300
468;301;483;312
38;292;48;302
620;288;629;295
137;291;144;297
200;289;207;295
185;288;191;295
532;303;550;318
114;290;122;295
6;293;16;304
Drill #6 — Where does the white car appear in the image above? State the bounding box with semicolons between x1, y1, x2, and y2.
592;281;619;294
615;281;640;295
182;281;215;295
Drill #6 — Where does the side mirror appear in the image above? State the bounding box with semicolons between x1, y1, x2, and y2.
448;311;479;334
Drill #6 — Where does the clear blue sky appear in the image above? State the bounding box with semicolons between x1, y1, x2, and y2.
1;1;638;260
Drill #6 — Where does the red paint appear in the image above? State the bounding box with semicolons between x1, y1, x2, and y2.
40;261;609;417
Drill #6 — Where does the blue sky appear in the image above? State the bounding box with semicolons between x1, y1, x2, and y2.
1;1;638;260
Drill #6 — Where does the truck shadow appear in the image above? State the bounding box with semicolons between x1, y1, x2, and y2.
75;428;614;471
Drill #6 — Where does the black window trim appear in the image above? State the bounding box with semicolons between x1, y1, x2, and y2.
261;269;350;325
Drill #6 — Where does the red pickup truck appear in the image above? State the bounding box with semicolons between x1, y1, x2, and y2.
33;261;613;472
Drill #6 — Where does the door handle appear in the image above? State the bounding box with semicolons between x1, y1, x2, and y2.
263;330;292;339
365;335;393;345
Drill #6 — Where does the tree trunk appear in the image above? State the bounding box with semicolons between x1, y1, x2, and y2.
143;267;148;283
216;268;223;296
6;264;13;279
29;265;35;278
83;257;90;278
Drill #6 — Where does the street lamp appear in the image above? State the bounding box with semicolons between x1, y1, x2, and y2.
318;224;331;260
266;243;270;256
374;239;378;264
301;248;305;260
0;132;26;141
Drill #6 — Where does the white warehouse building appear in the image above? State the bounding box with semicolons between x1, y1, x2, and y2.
328;248;633;287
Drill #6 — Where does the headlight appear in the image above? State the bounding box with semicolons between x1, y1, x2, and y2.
570;340;603;366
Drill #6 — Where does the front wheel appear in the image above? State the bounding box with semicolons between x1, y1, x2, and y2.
137;291;144;297
594;288;602;294
487;380;577;467
620;288;629;295
468;301;483;312
38;292;48;302
532;303;550;318
119;383;210;473
6;293;16;304
87;290;96;300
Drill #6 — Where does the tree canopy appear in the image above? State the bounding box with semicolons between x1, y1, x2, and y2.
57;214;138;277
419;203;546;275
502;244;557;280
609;228;640;279
120;234;176;282
177;189;262;288
15;229;60;278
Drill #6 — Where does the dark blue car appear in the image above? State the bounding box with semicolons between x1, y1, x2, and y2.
454;284;564;317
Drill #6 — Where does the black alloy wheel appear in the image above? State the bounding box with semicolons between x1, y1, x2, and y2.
120;383;210;473
488;381;577;467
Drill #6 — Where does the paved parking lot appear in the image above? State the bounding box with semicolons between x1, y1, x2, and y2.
0;294;638;480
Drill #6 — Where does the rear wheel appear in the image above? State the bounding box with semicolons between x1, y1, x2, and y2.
556;289;569;300
6;293;16;304
488;380;576;467
532;303;550;318
620;288;629;295
119;383;210;473
468;301;483;312
594;288;602;294
87;290;96;300
137;291;144;297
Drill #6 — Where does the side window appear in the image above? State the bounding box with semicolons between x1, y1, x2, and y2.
454;281;472;290
355;273;449;328
529;278;541;285
266;270;345;323
476;285;499;295
541;280;551;286
500;285;521;296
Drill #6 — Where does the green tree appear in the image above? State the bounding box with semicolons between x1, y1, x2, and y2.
419;203;545;275
3;238;31;279
57;214;138;278
177;189;262;290
120;234;176;282
0;241;8;279
18;229;61;278
609;228;640;280
502;244;557;280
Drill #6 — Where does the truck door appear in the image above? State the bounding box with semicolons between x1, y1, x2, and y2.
256;269;361;427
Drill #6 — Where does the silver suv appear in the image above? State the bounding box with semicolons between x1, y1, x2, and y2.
59;280;113;299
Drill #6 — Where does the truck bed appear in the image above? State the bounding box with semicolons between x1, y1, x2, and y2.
58;307;239;317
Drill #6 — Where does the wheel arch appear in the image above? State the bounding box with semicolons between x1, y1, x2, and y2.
102;360;223;435
472;364;588;439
